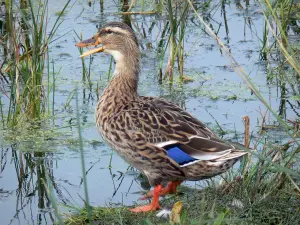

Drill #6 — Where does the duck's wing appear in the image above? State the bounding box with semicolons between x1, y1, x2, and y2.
111;96;246;168
143;97;247;163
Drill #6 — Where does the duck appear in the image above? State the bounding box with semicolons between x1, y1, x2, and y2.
76;22;248;213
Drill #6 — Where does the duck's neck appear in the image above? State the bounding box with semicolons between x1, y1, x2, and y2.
112;50;140;96
114;51;140;94
99;51;140;112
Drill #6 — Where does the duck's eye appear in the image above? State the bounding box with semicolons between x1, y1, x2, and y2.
107;29;113;34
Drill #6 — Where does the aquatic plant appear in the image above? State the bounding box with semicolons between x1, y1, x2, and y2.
0;0;70;126
128;0;191;82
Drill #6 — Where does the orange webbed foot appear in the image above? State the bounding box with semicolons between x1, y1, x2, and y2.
128;203;160;212
130;184;163;213
140;181;183;200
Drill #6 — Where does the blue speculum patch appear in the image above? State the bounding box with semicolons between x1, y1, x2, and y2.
166;145;197;165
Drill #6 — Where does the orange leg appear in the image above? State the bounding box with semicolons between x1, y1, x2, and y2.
129;184;162;212
140;181;183;200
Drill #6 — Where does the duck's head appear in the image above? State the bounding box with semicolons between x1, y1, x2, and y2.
76;22;139;63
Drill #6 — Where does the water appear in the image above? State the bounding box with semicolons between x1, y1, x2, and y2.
0;1;298;224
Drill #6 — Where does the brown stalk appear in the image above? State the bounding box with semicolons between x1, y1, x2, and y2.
242;116;251;176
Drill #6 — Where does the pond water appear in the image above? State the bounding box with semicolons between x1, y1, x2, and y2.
0;0;298;224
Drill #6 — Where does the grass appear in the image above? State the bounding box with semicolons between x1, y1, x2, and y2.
64;183;300;225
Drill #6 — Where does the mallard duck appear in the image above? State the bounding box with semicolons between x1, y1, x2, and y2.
76;22;248;213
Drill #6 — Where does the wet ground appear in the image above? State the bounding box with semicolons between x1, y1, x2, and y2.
0;0;298;224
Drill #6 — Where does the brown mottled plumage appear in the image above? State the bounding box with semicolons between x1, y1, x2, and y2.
76;22;248;212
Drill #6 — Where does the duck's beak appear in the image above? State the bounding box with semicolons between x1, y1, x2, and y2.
76;35;104;58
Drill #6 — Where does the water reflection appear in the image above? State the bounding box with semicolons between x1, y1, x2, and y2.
0;143;144;225
1;147;55;225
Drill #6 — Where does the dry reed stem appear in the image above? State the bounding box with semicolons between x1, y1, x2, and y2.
243;116;250;148
242;116;251;176
128;0;136;11
164;37;181;80
164;54;173;80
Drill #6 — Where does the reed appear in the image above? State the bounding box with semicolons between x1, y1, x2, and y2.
157;0;190;82
119;0;190;82
1;0;70;126
74;31;90;83
186;0;299;197
260;0;300;78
